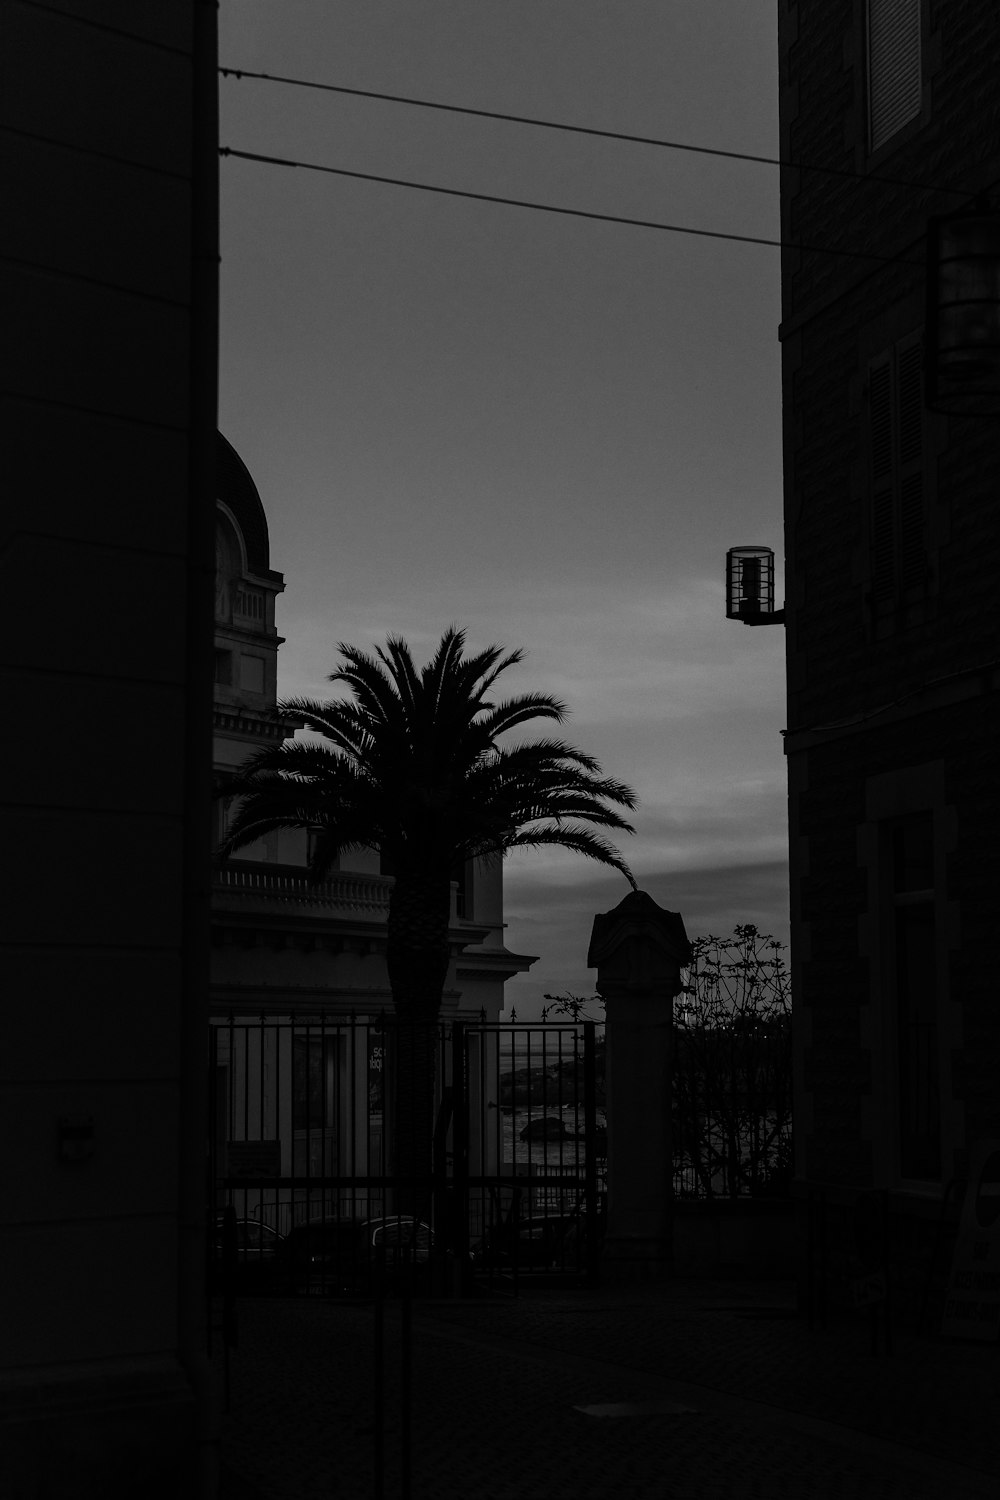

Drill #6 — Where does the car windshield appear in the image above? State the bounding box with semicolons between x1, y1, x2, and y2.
213;1217;282;1252
242;1222;278;1249
370;1219;431;1252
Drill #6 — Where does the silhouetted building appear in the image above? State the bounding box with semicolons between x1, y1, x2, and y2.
779;1;1000;1311
209;439;536;1227
4;3;218;1494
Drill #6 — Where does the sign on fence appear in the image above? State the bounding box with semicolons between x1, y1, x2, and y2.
943;1139;1000;1342
850;1269;887;1308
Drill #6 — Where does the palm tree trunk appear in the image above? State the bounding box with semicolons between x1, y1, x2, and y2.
385;872;451;1217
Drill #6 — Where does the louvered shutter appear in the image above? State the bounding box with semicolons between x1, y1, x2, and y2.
868;0;921;152
869;340;926;605
896;341;925;590
870;359;896;601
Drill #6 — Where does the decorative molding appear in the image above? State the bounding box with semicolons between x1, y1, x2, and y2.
213;709;295;740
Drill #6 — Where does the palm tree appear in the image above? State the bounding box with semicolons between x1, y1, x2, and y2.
218;626;637;1204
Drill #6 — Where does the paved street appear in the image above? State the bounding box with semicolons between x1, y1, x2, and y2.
214;1278;999;1499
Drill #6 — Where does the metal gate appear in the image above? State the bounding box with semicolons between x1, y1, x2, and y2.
209;1014;604;1298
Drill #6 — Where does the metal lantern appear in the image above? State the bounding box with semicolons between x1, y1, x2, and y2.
926;208;1000;416
726;546;780;623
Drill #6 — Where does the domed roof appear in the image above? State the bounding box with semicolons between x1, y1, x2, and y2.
217;432;270;574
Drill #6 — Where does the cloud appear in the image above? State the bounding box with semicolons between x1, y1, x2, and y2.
275;574;785;736
269;575;789;1021
498;856;789;1021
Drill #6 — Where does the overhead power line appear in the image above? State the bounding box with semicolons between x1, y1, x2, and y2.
219;65;971;200
219;145;923;267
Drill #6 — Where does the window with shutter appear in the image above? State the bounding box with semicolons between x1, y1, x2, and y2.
867;0;922;153
896;342;925;589
868;337;926;607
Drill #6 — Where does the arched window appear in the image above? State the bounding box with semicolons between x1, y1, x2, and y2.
214;513;242;623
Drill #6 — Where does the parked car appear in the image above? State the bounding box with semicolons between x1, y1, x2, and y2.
471;1213;576;1273
211;1214;285;1291
279;1214;438;1297
471;1203;606;1277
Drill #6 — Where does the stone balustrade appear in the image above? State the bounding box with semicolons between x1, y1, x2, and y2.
214;863;393;914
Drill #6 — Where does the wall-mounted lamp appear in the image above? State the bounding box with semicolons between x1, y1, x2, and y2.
725;546;785;626
926;206;1000;416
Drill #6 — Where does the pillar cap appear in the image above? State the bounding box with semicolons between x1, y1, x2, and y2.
587;889;692;987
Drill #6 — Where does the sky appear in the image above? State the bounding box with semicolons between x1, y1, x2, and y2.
218;2;788;1017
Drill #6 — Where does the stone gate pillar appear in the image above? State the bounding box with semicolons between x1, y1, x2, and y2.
588;890;691;1281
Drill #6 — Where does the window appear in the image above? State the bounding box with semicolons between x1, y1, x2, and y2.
869;337;925;605
214;648;233;686
212;774;234;849
306;828;337;873
292;1033;339;1176
867;0;921;153
452;858;471;918
214;793;232;850
240;655;265;693
235;585;265;623
886;813;940;1181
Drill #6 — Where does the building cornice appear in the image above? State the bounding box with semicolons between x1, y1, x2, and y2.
215;620;284;647
213;707;298;740
456;947;537;981
212;864;517;958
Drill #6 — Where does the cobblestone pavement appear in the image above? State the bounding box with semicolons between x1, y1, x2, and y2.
214;1278;998;1500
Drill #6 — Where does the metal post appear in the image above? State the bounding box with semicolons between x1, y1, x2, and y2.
221;1204;237;1412
206;1025;218;1361
400;1251;412;1500
373;1249;385;1500
451;1022;469;1293
583;1021;599;1285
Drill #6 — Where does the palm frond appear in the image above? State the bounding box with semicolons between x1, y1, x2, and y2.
481;738;609;778
501;825;637;888
273;699;376;762
422;626;466;716
376;635;422;725
473;694;566;744
223;627;638;902
458;643;526;702
329;643;409;737
220;735;361;787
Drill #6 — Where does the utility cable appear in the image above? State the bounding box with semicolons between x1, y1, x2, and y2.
15;0;194;56
219;65;972;200
219;146;923;266
781;656;1000;739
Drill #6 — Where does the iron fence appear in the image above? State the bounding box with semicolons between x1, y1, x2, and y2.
208;1009;792;1308
208;1014;603;1297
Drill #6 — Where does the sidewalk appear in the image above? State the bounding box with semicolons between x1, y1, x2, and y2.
214;1277;999;1499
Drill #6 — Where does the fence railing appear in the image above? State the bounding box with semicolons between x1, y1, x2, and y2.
208;1010;792;1296
209;1014;605;1293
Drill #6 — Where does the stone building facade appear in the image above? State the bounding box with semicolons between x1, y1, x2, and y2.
778;0;1000;1313
4;3;218;1492
210;435;535;1026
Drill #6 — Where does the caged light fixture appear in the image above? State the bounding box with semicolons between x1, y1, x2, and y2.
725;546;785;626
